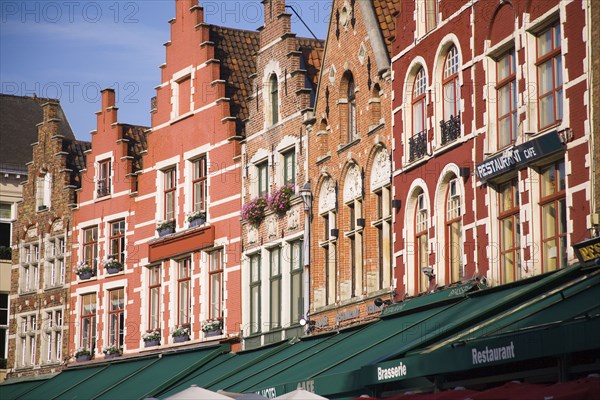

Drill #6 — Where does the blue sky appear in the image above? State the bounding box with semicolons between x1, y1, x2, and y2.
1;1;331;140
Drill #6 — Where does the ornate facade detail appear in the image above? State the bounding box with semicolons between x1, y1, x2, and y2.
26;227;37;238
52;219;64;232
247;225;258;244
370;147;391;191
266;216;278;239
318;178;336;213
287;207;300;230
343;164;362;203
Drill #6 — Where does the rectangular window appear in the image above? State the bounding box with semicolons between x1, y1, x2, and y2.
320;211;337;306
257;161;269;197
497;49;517;149
108;288;124;348
269;247;281;329
98;160;111;197
290;240;303;324
83;226;98;272
81;294;96;351
0;202;12;249
499;180;520;283
36;174;51;210
177;258;191;326
44;309;63;363
249;254;261;334
193;156;207;213
425;0;438;33
148;266;161;330
282;149;296;186
164;168;176;222
0;294;7;362
177;76;192;116
209;250;223;320
537;22;563;129
47;237;65;288
21;243;39;292
540;160;567;271
110;220;126;264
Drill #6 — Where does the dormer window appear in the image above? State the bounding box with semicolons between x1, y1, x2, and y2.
269;74;279;126
97;160;111;197
36;173;51;210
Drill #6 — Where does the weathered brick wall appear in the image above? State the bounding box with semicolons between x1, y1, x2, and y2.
7;102;76;379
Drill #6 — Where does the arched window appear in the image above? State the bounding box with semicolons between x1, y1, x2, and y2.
409;68;427;162
441;46;461;145
369;84;382;127
414;190;429;294
443;46;460;121
445;177;462;283
348;75;357;141
269;74;279;125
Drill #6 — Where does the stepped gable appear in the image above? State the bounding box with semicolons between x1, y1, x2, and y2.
121;124;148;172
297;37;325;91
372;0;402;54
209;25;260;137
62;138;91;188
0;94;75;169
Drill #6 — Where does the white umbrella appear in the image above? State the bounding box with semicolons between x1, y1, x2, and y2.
164;384;232;400
273;389;328;400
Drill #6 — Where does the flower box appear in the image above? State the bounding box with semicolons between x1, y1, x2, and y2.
157;221;175;237
78;271;95;280
189;218;205;228
104;353;121;360
241;197;267;227
173;334;190;343
144;339;160;348
76;354;91;362
204;329;223;338
267;184;295;216
103;256;123;274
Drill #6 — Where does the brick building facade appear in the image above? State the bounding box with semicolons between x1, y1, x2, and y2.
305;0;400;331
391;0;592;296
240;0;323;348
7;101;89;378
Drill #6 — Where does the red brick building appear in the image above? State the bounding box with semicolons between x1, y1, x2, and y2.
391;0;592;296
240;0;323;348
306;0;400;331
68;0;260;358
68;89;148;358
7;100;89;378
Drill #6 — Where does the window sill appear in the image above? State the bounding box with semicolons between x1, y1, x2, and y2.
316;154;331;165
337;137;361;154
95;194;112;203
19;289;37;295
44;284;65;291
367;123;385;136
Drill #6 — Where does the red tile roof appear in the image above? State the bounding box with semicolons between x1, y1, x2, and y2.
209;25;260;137
371;0;402;54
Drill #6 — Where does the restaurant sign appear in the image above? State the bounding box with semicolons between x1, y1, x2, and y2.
573;236;600;266
476;130;562;182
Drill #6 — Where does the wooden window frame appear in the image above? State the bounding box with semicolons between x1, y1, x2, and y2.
496;49;517;149
192;156;207;213
536;21;563;130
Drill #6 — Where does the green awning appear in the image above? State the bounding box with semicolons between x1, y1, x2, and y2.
0;377;49;400
21;365;108;399
157;341;289;398
96;344;227;399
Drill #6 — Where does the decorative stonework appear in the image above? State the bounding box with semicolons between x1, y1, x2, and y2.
318;178;336;213
247;226;258;244
26;227;37;238
343;164;362;203
52;219;64;232
266;216;278;239
287;207;300;230
370;147;391;191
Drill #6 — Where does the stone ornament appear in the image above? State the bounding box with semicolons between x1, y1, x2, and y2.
287;207;300;230
52;219;64;232
319;178;336;213
343;164;362;203
266;216;278;239
247;225;258;244
370;147;391;191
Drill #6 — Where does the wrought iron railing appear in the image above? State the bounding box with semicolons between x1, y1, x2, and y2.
408;131;428;162
440;114;461;145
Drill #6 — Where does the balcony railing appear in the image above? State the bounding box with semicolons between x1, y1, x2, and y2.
440;114;461;146
408;131;428;162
